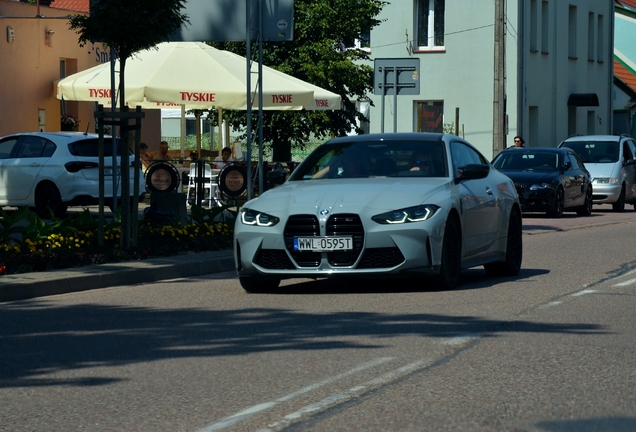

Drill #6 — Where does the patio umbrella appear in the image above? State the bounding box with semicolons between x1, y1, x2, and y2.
56;42;341;111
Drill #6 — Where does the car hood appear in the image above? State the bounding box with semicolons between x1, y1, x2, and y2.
245;178;451;214
579;162;616;179
499;170;558;184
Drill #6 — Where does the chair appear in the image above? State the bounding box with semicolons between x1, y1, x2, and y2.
187;163;221;208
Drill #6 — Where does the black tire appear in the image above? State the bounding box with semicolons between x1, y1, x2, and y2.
239;276;280;293
612;185;626;212
429;215;462;290
576;186;593;216
34;182;67;219
484;207;523;277
547;187;564;218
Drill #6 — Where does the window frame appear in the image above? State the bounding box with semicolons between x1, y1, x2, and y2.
415;0;445;52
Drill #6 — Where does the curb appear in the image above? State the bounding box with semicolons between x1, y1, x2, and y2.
0;250;235;302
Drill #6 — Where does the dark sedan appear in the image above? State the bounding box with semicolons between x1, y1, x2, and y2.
492;147;592;217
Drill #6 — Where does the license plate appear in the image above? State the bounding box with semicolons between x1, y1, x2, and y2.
293;237;353;252
104;168;122;176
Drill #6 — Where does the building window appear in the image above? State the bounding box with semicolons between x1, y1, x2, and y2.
568;5;577;59
597;15;604;62
588;12;594;61
416;0;445;50
343;29;371;53
541;0;549;53
530;0;538;52
417;101;444;132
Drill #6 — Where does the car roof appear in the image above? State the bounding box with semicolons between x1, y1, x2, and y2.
1;132;108;141
562;135;622;142
325;132;449;144
500;147;565;153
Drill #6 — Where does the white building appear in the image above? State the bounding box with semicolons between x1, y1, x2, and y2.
366;0;614;159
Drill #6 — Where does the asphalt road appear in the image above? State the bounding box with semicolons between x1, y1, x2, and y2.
1;205;635;431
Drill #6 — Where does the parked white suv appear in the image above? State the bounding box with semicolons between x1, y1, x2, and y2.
559;134;636;211
0;132;145;218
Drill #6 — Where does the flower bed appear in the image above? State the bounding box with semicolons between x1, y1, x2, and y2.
0;205;234;275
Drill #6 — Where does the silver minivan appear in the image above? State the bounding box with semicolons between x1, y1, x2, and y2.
559;134;636;211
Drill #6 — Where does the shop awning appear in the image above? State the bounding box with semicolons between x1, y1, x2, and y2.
567;93;599;106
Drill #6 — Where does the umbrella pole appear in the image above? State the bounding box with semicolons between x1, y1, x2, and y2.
180;105;186;161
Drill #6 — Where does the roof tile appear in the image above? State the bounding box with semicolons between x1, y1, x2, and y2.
49;0;89;13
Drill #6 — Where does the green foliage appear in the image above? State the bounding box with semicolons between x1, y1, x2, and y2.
0;207;30;245
444;122;456;135
209;0;387;158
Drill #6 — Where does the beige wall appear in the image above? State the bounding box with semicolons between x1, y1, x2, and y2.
0;0;160;145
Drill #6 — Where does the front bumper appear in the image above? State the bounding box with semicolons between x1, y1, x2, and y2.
234;213;445;280
591;182;622;204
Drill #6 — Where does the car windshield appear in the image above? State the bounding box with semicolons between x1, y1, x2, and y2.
493;151;559;172
561;141;618;163
289;139;448;180
68;138;131;157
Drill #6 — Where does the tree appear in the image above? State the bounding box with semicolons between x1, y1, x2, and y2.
68;0;189;248
211;0;387;161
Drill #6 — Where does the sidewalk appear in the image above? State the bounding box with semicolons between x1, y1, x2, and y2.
0;249;235;303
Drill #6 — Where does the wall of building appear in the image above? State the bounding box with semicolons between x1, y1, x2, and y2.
520;0;613;148
366;0;613;159
0;0;160;147
367;1;519;159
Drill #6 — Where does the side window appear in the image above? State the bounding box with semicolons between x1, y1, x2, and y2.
0;137;19;159
450;141;484;177
16;136;47;158
624;140;636;161
42;140;56;157
568;153;580;170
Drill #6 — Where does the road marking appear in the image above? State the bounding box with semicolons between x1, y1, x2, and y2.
197;357;393;432
540;301;563;308
265;360;431;430
442;334;479;345
570;289;598;297
614;278;636;287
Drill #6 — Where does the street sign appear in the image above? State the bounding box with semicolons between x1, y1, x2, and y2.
168;0;294;42
373;58;420;96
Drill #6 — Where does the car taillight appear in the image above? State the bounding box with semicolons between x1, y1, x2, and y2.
65;161;99;173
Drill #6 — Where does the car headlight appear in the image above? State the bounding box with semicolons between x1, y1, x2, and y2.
529;183;552;190
372;205;439;224
594;177;619;185
240;208;280;227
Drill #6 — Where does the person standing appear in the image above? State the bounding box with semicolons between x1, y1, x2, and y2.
511;136;525;148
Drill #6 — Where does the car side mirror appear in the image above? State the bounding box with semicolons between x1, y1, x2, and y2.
563;161;572;172
267;169;288;186
455;164;490;183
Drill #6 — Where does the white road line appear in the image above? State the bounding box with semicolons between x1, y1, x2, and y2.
442;334;479;345
266;359;431;430
540;301;563;308
614;278;636;287
570;289;598;297
197;357;394;432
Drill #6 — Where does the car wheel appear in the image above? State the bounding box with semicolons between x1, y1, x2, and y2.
239;276;280;293
547;187;564;218
612;185;626;212
429;215;461;290
576;186;593;216
34;182;67;219
484;207;523;277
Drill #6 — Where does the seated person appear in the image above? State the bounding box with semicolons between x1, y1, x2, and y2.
139;142;153;169
409;151;435;175
151;141;170;161
214;146;234;170
312;150;369;179
189;150;199;162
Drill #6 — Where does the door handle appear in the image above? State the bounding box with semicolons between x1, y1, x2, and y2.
486;187;493;196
